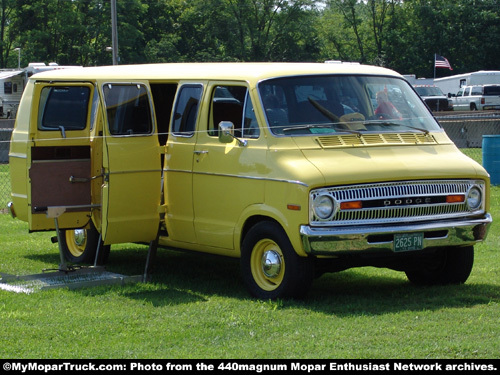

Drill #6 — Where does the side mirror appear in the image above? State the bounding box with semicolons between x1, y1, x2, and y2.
218;121;247;147
218;121;234;144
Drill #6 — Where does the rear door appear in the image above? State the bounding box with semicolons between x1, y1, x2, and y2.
100;83;162;245
28;82;97;231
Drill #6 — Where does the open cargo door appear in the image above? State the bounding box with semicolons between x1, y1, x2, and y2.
28;82;97;231
100;83;162;245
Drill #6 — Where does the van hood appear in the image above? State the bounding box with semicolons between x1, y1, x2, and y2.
291;135;486;187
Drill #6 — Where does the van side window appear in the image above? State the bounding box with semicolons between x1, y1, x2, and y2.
210;86;248;137
38;86;90;131
242;91;259;138
172;85;203;136
103;84;153;136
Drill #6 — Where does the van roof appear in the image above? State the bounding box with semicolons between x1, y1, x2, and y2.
30;62;401;83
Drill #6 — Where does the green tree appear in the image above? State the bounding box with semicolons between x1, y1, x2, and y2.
0;0;16;68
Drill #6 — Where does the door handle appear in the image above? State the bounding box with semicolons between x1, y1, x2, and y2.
69;176;90;183
193;150;209;155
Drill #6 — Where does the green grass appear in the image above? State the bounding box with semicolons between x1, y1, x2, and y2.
1;187;499;359
0;163;10;209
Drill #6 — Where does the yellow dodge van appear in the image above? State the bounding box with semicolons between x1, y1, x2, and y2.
8;62;492;299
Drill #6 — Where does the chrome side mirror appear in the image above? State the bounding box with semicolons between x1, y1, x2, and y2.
218;121;247;147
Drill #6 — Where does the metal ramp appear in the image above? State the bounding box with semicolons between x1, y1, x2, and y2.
0;267;142;294
0;208;160;294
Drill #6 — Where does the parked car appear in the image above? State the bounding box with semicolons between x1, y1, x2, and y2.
450;84;500;111
413;85;453;111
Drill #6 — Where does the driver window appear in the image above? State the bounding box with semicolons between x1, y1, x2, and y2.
209;85;258;138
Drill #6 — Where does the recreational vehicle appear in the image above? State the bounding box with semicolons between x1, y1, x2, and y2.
434;71;500;96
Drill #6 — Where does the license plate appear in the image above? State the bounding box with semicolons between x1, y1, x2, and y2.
394;233;424;252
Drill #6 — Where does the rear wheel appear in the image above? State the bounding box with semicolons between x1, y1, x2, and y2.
405;246;474;286
59;221;110;265
241;221;314;299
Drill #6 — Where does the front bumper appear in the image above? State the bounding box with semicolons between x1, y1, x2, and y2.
300;214;492;255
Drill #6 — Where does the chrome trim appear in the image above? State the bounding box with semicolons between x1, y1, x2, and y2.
164;168;309;187
7;153;27;160
310;180;486;226
300;214;492;255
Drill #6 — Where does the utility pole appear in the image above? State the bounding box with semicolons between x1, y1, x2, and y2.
111;0;119;65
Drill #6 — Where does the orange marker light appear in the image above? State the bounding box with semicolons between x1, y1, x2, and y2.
340;201;362;210
446;195;465;203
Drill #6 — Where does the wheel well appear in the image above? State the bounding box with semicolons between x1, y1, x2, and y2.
240;215;280;247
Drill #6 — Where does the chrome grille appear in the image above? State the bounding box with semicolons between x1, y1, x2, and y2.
310;180;486;226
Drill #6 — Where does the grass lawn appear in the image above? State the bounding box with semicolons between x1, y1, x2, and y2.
0;187;499;359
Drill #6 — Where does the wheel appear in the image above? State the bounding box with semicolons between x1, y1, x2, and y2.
405;246;474;286
59;220;110;265
470;103;477;111
240;221;314;299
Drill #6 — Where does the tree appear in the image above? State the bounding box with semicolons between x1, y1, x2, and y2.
0;0;16;68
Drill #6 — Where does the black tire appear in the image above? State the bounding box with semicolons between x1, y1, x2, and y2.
59;220;110;265
405;246;474;286
240;221;314;299
470;103;477;111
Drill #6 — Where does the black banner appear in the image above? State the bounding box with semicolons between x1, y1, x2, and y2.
1;359;498;374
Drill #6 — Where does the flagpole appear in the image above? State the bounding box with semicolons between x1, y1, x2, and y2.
433;53;436;79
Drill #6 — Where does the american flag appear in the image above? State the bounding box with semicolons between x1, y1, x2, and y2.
435;54;453;70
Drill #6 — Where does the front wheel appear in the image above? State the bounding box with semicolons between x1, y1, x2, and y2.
59;221;110;265
240;221;314;299
405;246;474;286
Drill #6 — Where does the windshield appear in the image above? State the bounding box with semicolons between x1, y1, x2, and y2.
258;75;441;136
414;86;444;97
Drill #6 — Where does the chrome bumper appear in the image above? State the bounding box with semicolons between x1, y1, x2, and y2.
300;214;492;255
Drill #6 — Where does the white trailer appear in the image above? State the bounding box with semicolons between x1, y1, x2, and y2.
0;70;25;118
434;71;500;96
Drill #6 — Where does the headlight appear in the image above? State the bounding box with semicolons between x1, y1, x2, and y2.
312;194;336;220
466;186;482;211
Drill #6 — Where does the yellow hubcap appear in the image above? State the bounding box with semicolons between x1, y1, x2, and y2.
250;239;284;291
65;229;87;257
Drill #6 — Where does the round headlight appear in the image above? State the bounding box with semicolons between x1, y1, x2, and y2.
466;186;482;211
312;194;336;220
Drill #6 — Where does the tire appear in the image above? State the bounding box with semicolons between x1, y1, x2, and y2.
405;246;474;286
470;103;477;111
240;221;314;299
59;221;110;265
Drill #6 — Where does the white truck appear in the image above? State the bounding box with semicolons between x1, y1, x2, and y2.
434;71;500;96
451;84;500;111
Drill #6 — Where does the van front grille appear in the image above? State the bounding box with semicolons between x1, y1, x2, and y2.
310;180;485;226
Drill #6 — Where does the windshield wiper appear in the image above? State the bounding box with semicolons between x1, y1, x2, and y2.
302;97;361;136
308;97;340;123
282;123;362;136
369;121;429;135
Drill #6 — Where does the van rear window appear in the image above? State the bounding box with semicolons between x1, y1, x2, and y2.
39;86;90;131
